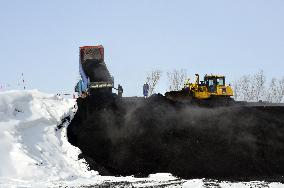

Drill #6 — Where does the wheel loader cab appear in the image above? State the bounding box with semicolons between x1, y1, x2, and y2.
204;75;225;93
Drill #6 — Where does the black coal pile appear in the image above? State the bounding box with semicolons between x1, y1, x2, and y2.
67;93;284;181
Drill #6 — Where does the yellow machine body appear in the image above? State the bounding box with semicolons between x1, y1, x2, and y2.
184;74;234;100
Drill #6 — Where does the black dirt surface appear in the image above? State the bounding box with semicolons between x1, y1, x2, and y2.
67;93;284;181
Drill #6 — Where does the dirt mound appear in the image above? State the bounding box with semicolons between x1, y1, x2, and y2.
67;93;284;180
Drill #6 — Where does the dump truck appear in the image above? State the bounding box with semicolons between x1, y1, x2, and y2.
75;45;113;97
165;74;234;104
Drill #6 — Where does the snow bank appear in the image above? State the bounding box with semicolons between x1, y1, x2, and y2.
0;90;99;186
0;90;282;187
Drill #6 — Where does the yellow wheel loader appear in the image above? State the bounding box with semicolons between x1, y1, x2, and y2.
165;74;234;103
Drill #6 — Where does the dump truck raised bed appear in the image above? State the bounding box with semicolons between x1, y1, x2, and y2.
75;45;113;97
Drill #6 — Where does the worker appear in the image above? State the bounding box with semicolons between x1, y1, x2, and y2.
118;84;123;98
75;80;83;97
143;82;149;98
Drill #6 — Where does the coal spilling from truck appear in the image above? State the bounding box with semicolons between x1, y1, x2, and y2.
67;93;284;181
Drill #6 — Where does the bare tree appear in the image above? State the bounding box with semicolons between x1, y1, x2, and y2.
234;70;284;103
233;80;240;101
167;69;187;91
266;77;284;103
252;70;266;102
237;75;252;101
280;77;284;103
266;78;278;103
233;70;266;102
146;70;162;96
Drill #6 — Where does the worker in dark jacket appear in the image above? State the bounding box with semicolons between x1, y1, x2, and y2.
143;82;149;98
118;84;123;98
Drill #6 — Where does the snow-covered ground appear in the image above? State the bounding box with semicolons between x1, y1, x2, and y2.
0;90;283;187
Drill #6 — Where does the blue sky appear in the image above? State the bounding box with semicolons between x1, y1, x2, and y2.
0;0;283;96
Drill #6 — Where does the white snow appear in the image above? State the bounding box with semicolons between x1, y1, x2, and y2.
0;90;96;182
0;90;283;187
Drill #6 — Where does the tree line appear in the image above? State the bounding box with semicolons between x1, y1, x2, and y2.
233;70;284;103
145;69;187;96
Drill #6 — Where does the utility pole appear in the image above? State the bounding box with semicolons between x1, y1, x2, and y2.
22;73;26;90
